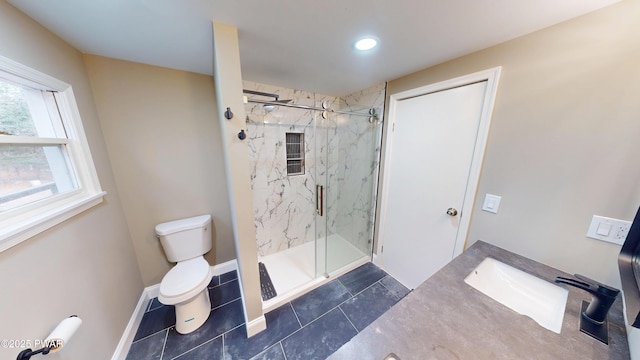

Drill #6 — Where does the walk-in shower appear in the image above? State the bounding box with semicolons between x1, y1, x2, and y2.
243;81;385;310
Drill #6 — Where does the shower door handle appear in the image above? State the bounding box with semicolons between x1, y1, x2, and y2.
320;185;324;217
316;185;324;217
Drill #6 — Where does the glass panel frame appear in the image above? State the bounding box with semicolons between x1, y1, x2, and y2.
314;108;327;278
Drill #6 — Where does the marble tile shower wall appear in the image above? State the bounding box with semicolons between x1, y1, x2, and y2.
243;80;338;256
243;80;385;258
336;83;386;254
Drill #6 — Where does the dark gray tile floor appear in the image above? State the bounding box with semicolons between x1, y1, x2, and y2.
127;262;409;360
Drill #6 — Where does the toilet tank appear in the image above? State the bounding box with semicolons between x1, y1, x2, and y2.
155;214;212;263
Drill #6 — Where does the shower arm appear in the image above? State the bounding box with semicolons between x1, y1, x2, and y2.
243;89;281;101
245;98;379;121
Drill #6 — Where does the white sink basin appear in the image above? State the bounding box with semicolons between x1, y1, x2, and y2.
464;257;568;333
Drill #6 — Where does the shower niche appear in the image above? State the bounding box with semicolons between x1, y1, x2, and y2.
243;80;385;309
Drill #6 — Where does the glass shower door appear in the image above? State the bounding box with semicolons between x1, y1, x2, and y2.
314;107;330;277
316;106;383;276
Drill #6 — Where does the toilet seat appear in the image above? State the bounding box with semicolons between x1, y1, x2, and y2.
159;257;211;305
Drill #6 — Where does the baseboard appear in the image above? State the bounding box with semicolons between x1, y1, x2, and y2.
146;283;160;299
210;258;238;276
111;259;238;359
110;285;156;360
246;315;267;337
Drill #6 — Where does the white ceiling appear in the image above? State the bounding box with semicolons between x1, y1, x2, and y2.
8;0;621;96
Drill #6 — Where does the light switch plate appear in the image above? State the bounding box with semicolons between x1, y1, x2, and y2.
482;194;501;214
587;215;632;245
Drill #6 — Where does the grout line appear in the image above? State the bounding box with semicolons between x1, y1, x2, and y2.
275;299;363;356
159;328;169;360
169;335;223;360
211;296;242;312
377;276;411;300
336;278;354;297
127;276;244;360
222;334;226;360
283;278;385;334
133;268;401;359
277;324;303;345
220;321;245;359
210;276;238;290
338;305;360;333
277;297;351;345
376;276;392;292
280;342;288;360
347;275;388;298
223;323;245;338
207;275;220;289
289;302;303;328
219;277;238;287
145;301;166;314
135;295;242;347
247;343;276;360
228;322;245;331
283;276;398;336
276;303;331;344
132;325;172;344
338;283;371;306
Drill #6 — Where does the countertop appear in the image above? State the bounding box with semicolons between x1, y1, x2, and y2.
328;241;630;360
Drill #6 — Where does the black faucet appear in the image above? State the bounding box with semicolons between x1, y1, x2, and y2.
555;274;620;344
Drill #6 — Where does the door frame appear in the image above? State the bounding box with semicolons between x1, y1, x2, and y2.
375;67;502;267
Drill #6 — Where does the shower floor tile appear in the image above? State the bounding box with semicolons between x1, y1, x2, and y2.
127;264;409;360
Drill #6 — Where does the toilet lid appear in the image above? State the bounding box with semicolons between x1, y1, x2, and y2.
160;257;211;299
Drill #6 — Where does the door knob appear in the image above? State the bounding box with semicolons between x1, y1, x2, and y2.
446;208;458;216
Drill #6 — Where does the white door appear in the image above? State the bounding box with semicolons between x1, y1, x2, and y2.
380;81;489;289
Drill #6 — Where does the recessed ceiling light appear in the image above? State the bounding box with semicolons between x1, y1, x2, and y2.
354;37;378;51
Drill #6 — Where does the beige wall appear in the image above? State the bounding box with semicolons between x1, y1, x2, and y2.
0;1;143;359
387;0;640;287
84;55;235;286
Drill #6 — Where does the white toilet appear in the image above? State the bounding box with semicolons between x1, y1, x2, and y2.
155;214;213;334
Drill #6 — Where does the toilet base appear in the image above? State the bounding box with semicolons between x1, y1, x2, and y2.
174;289;211;334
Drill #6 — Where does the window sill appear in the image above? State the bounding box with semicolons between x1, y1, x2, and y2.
0;191;107;253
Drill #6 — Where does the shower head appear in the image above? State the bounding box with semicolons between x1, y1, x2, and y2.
263;97;292;113
272;98;293;104
243;89;292;104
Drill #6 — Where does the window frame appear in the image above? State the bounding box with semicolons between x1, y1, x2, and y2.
0;55;106;252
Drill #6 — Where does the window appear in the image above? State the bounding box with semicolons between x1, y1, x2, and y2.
285;132;304;175
0;55;105;252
